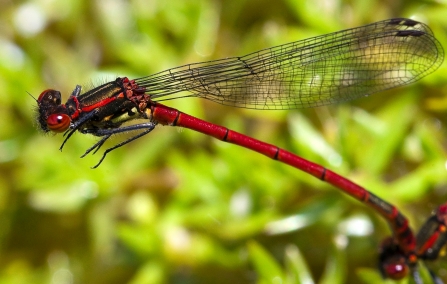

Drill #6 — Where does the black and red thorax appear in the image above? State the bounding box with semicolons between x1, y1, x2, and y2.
36;77;151;134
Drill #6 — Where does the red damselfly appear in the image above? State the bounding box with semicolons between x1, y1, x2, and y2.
380;202;447;283
35;18;444;282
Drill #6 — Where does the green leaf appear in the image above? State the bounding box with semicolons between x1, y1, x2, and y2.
319;243;346;284
248;241;285;284
285;244;315;284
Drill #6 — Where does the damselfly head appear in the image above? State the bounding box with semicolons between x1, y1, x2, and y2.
36;89;71;133
379;237;411;280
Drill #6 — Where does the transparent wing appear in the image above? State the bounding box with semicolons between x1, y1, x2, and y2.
136;18;444;110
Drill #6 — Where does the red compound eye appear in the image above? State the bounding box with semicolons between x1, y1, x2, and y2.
46;113;71;132
383;262;409;280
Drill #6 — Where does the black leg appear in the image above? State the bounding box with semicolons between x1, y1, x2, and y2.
79;122;157;168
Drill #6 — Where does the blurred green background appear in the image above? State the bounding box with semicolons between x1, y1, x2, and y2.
1;0;447;283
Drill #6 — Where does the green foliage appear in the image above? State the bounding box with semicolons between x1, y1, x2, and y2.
1;0;447;283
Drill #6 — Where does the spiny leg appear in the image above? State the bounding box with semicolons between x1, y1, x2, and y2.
80;133;112;157
60;110;99;151
80;122;157;168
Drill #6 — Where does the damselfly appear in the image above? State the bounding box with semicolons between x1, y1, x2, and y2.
35;18;445;282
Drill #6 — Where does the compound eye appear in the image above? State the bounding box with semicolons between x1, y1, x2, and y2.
46;113;71;132
38;89;62;105
382;261;409;280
